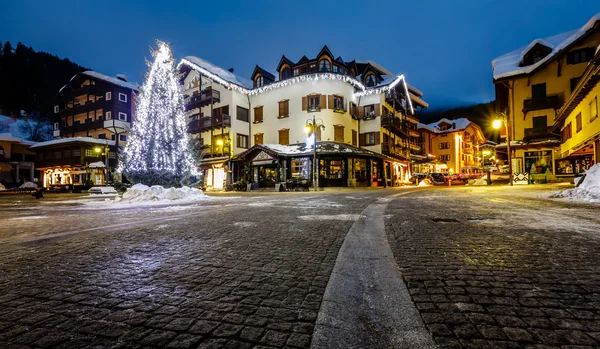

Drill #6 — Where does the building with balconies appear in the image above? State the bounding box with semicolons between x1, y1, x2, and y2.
492;12;600;177
178;46;428;189
418;118;485;175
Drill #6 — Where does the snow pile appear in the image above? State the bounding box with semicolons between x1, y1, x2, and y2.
469;177;488;186
0;183;5;191
89;186;117;195
418;178;433;186
19;181;37;189
88;161;106;168
120;184;207;202
550;164;600;202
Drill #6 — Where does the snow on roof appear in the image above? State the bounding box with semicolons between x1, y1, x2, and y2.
59;70;138;93
354;60;394;76
183;56;253;89
30;137;115;149
493;12;600;80
88;161;106;168
246;142;383;158
418;118;472;133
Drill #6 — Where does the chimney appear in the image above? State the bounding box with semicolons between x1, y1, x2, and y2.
116;74;128;82
452;122;456;129
228;68;234;73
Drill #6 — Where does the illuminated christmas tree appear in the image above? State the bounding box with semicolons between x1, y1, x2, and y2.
120;40;196;186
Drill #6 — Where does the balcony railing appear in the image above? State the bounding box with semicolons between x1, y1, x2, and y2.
381;143;410;159
188;114;231;134
61;118;105;136
463;147;473;154
185;89;221;111
59;99;110;119
408;129;420;138
405;114;419;124
523;95;562;112
523;126;557;140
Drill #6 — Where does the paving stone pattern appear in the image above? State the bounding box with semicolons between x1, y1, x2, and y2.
386;189;600;349
0;194;369;348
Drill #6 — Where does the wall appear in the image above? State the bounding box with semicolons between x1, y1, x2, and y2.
560;82;600;156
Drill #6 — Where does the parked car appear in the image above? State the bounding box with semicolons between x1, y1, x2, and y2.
409;173;433;185
429;172;447;184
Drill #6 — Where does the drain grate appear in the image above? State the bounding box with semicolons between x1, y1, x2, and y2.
431;218;460;223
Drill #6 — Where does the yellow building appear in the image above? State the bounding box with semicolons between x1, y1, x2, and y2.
492;13;600;178
418;118;486;175
552;47;600;175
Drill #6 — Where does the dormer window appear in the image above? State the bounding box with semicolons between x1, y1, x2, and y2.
333;65;338;73
319;59;331;72
365;75;376;87
255;76;264;88
293;68;299;76
281;67;291;79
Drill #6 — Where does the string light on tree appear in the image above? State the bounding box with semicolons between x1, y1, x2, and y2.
119;40;197;186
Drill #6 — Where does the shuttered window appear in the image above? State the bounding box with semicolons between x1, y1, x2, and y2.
237;134;249;149
278;100;289;118
561;122;572;143
236;106;249;122
254;133;264;145
279;129;289;145
316;127;322;141
360;132;380;146
334;125;344;142
254;106;263;123
352;130;357;146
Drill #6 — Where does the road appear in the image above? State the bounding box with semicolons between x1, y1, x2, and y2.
0;185;599;348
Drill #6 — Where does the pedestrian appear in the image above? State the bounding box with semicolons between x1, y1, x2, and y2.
32;188;44;199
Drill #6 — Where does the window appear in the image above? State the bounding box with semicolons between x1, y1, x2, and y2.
439;142;450;149
591;97;598;122
111;134;116;140
118;112;127;121
319;59;331;72
254;106;263;123
120;134;127;142
364;105;375;117
293;68;299;76
532;115;547;129
278;129;289;145
106;111;112;120
531;83;546;99
567;47;596;65
300;66;307;74
54;105;59;113
561;122;572;143
254;133;263;145
281;67;291;79
278;100;289;118
340;68;346;74
309;63;317;72
352;130;357;146
255;76;264;88
309;95;320;111
350;103;357;116
439;154;450;161
106;92;112;100
98;133;106;139
365;75;376;87
333;96;344;111
360;132;379;146
118;93;127;102
84;149;95;157
53;122;59;130
332;65;338;73
570;76;582;93
236;133;249;149
334;125;344;142
236;106;249;122
576;113;582;133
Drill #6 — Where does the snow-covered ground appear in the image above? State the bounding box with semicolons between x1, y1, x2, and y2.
19;181;37;189
550;164;600;203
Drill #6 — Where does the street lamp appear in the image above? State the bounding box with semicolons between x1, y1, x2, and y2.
305;115;325;191
493;112;513;186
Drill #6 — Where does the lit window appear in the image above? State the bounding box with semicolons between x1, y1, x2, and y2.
54;105;59;113
106;111;112;120
106;92;112;100
118;93;127;102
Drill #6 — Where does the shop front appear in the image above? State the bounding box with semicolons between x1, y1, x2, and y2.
555;143;595;177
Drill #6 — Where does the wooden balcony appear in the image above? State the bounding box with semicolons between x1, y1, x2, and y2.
59;99;110;119
61;118;105;136
523;95;561;112
188;114;231;134
408;129;420;138
408;143;421;152
463;147;473;154
523;126;557;140
405;114;419;124
185;89;220;111
381;143;410;159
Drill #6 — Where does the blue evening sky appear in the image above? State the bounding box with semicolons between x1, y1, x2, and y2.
1;0;599;108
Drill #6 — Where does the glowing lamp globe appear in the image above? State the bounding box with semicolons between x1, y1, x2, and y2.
492;120;502;129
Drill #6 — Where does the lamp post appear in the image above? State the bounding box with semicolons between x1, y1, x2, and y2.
216;134;231;189
305;115;325;191
493;112;513;186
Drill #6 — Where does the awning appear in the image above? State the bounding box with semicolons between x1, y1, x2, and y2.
199;158;227;170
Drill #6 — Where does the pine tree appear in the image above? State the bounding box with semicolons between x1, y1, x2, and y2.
120;40;196;187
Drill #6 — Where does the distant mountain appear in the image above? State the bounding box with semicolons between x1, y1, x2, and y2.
420;101;499;140
0;41;88;121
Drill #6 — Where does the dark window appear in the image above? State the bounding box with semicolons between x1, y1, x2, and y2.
309;95;320;110
236;106;249;122
332;65;338;73
120;134;127;141
254;106;263;123
532;115;547;128
333;96;344;110
561;122;572;143
576;113;582;133
319;59;331;72
98;133;106;139
281;67;291;79
532;83;546;99
111;134;116;140
570;77;582;93
278;100;289;117
300;66;307;74
352;130;357;146
236;134;248;149
365;75;376;87
567;47;596;65
255;76;264;88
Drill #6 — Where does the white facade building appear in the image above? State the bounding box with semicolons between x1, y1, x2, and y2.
178;46;428;189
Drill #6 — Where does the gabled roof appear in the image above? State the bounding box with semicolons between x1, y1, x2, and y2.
233;141;385;161
355;60;394;76
316;45;335;61
296;55;309;64
276;55;295;72
250;65;275;82
418;118;474;134
59;70;138;93
181;56;253;89
493;12;600;80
